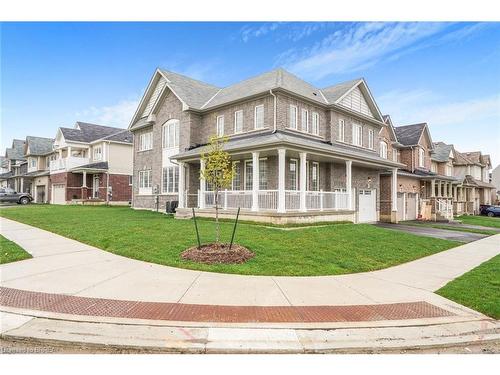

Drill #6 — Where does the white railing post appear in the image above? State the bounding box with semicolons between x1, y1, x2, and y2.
346;160;353;210
224;189;228;210
199;159;206;209
251;152;259;211
277;148;286;213
299;152;307;212
320;189;324;211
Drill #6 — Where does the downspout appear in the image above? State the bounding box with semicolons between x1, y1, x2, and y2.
270;89;277;133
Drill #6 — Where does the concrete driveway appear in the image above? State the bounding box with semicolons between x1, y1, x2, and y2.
374;222;488;243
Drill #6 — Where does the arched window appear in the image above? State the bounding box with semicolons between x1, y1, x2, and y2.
379;141;388;159
162;119;180;149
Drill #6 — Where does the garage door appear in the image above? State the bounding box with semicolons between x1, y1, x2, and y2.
52;184;66;204
358;189;377;223
397;193;405;221
406;193;418;220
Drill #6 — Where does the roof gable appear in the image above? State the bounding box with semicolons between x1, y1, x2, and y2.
395;123;433;148
25;136;54;156
60;122;127;143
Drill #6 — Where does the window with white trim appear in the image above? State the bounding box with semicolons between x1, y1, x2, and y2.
379;141;388;159
234;110;243;133
368;129;374;149
352;124;363;147
254;105;264;129
312;112;319;135
162;120;179;148
310;162;319;191
288;159;298;190
93;146;102;161
244;160;253;190
289;105;298;129
259;159;268;190
392;149;399;162
29;157;37;168
418;148;425;168
301;109;309;132
139;132;153;151
216;115;224;137
232;161;241;190
446;162;453;176
162;166;179;193
138;170;152;192
338;119;345;142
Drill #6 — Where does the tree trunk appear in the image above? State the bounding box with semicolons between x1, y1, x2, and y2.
215;189;220;244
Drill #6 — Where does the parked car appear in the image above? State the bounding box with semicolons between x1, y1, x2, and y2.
479;204;493;215
0;187;33;204
481;205;500;217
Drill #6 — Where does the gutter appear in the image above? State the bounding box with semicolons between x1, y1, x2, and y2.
270;89;277;133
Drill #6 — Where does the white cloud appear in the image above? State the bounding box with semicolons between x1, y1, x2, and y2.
75;98;139;128
378;90;500;166
241;23;281;42
281;22;450;81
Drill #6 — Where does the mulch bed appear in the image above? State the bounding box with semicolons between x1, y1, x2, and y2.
181;243;255;264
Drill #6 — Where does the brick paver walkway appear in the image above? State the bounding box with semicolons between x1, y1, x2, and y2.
0;287;455;323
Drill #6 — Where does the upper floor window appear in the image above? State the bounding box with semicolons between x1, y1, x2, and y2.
338;119;345;142
289;105;298;129
392;150;399;163
418;148;425;168
254;105;264;129
301;109;309;132
162;120;179;149
29;157;37;168
446;163;453;176
352;124;363;147
431;162;437;173
312;112;319;136
379;141;388;159
216;115;224;137
234;110;243;133
93;146;102;161
368;129;374;149
139;131;153;151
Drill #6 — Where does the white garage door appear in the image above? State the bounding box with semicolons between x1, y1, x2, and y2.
52;184;66;204
406;193;418;221
358;189;377;223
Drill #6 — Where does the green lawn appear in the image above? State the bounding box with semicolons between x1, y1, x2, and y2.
437;255;500;319
0;235;32;264
457;215;500;229
0;205;460;276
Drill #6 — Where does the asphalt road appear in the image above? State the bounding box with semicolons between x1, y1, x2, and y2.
375;223;488;243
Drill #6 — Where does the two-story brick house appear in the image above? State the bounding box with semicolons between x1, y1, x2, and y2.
128;68;405;224
49;122;133;205
22;136;54;203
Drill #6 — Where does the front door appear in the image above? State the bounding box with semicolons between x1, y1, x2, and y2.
93;175;100;198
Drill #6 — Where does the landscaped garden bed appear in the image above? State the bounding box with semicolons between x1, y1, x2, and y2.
0;205;460;276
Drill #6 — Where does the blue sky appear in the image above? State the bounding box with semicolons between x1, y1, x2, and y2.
1;22;499;164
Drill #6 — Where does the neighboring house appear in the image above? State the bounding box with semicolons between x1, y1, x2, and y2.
22;136;55;203
380;122;457;222
49;122;133;205
0;156;10;188
128;68;404;224
452;150;495;214
491;165;500;204
1;139;27;192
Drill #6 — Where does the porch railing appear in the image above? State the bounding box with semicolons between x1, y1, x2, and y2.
305;190;350;211
436;198;453;219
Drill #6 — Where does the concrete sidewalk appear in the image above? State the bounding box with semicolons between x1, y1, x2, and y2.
1;217;498;310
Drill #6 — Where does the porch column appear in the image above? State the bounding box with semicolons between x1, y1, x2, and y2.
391;168;398;213
251;151;259;212
453;185;458;201
20;178;24;192
346;160;352;210
82;171;87;187
277;148;286;213
199;159;206;209
431;179;436;198
178;162;185;209
299;152;307;212
67;146;72;157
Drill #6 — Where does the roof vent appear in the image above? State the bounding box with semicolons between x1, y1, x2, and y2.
313;92;317;96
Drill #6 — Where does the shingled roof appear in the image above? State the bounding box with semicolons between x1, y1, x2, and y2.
99;129;133;144
394;123;427;146
25;136;54;156
431;142;454;162
5;139;26;160
60;122;127;143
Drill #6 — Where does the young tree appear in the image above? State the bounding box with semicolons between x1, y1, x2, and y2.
200;136;235;244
